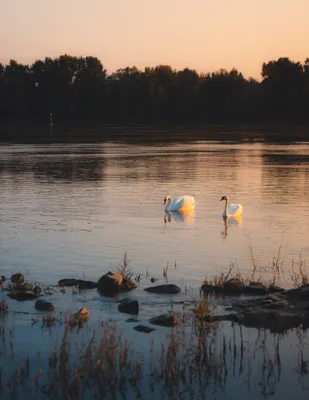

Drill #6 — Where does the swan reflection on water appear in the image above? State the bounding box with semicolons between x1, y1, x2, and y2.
164;209;196;224
222;215;243;238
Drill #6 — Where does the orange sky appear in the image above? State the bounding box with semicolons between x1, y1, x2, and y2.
0;0;308;79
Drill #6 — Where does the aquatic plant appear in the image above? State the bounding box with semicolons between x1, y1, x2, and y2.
117;251;133;279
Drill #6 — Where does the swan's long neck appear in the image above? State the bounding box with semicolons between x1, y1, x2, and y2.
223;198;229;217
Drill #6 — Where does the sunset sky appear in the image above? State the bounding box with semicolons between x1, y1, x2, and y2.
0;0;308;79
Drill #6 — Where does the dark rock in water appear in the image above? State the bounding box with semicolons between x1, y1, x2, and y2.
150;277;159;283
33;285;42;295
134;325;156;334
0;275;6;282
98;271;138;293
14;283;42;294
214;290;309;333
35;300;54;311
118;298;139;315
58;279;80;287
11;273;24;284
77;280;98;290
224;278;245;294
244;282;266;295
201;280;285;296
267;285;286;294
201;283;220;294
239;309;307;332
149;312;180;327
262;300;288;309
98;271;123;288
126;317;139;323
97;287;122;298
8;291;38;301
144;284;181;294
285;284;309;299
208;307;309;333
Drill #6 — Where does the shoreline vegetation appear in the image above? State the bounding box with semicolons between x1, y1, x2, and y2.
2;250;309;398
0;55;309;140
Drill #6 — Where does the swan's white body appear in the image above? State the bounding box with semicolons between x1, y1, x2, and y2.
164;195;197;211
164;210;196;224
220;195;243;217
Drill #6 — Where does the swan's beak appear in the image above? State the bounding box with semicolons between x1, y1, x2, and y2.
220;197;224;201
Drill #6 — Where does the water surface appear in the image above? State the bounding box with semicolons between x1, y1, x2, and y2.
1;138;309;286
2;133;309;399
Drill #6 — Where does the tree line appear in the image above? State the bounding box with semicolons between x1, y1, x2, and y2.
0;55;308;124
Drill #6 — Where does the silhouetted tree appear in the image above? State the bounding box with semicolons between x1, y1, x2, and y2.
261;57;304;121
0;54;308;127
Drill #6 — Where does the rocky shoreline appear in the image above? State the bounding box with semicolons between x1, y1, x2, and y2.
3;272;309;334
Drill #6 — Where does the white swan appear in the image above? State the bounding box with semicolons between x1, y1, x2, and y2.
220;195;243;217
164;195;197;211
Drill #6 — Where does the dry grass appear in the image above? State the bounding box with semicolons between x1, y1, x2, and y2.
204;262;245;288
247;237;288;284
194;298;212;320
290;253;309;288
117;251;134;279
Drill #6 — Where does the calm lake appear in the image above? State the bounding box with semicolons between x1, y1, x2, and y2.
1;130;309;399
1;135;309;286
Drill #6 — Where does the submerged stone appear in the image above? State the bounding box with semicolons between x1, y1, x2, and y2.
58;278;80;287
134;325;156;334
144;284;181;294
77;280;99;290
118;298;139;315
126;317;139;322
8;291;38;301
35;299;54;312
149;312;180;327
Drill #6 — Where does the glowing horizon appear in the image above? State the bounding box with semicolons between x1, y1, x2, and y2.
0;0;308;80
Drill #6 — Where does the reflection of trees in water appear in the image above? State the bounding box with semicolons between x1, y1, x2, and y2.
109;153;198;182
0;144;245;185
107;148;242;183
261;152;309;203
0;156;105;182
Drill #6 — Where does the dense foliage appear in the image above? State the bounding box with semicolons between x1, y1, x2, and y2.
0;55;308;123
